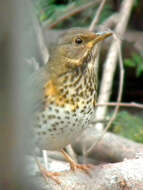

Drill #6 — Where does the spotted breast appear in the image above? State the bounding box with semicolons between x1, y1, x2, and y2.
35;63;97;150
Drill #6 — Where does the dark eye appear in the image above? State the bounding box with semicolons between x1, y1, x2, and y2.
75;37;83;44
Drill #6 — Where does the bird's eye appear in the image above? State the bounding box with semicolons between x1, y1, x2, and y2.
75;37;83;44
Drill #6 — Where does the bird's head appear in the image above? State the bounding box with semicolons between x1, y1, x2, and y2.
48;28;112;78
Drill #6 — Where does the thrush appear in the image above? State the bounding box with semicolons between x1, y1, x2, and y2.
32;28;112;183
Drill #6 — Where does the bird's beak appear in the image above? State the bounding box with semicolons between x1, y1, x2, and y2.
87;31;112;48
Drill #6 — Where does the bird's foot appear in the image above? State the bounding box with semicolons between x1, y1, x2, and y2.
61;149;92;175
70;161;92;174
40;165;61;184
35;157;61;184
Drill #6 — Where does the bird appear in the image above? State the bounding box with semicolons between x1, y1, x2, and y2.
32;28;112;183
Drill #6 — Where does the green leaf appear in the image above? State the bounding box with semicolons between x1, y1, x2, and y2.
124;59;136;67
136;63;143;77
111;111;143;143
132;53;143;64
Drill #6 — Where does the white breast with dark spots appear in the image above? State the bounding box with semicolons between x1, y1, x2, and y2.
34;70;97;150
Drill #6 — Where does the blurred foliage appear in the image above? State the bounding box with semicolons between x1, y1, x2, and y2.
130;0;143;30
124;54;143;77
35;0;75;23
110;111;143;143
34;0;114;27
34;0;143;29
133;0;141;8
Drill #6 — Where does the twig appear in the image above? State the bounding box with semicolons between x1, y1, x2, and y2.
99;13;119;29
94;0;134;129
102;36;124;137
85;0;135;156
95;102;143;109
44;0;100;30
89;0;107;31
88;0;108;98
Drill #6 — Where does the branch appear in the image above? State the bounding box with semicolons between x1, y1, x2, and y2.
84;0;135;155
93;0;134;131
95;102;143;109
88;0;108;95
89;0;107;31
28;155;143;190
99;13;119;29
44;0;100;30
74;130;143;162
100;37;124;141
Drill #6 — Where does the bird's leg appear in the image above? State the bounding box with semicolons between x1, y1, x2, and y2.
61;149;92;174
35;156;61;184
